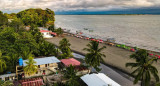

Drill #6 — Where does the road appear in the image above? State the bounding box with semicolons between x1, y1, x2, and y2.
73;53;140;86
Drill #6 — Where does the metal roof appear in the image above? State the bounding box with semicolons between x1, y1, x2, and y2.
60;58;81;67
23;56;61;66
81;73;121;86
0;73;16;78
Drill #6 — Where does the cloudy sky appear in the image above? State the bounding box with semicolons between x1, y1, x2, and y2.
0;0;160;14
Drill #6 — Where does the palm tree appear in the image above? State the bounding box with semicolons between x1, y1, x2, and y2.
83;41;106;72
38;41;57;56
126;49;159;86
6;53;19;72
0;50;7;73
21;50;33;60
59;38;73;59
0;80;14;86
23;56;38;76
55;27;63;36
64;65;80;86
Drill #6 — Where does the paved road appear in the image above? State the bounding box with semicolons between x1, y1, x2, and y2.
73;53;140;86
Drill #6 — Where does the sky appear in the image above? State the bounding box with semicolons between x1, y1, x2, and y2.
0;0;160;14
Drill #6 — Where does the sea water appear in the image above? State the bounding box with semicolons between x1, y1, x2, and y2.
55;15;160;52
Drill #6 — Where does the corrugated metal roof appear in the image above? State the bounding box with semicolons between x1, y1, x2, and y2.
23;56;61;66
60;58;81;67
81;73;121;86
0;73;16;78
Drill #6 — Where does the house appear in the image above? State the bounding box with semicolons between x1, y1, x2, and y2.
16;56;61;79
81;73;121;86
50;32;57;37
40;30;53;38
0;73;16;81
60;58;90;75
60;58;81;67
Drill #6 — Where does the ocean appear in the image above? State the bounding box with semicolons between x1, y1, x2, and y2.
55;15;160;52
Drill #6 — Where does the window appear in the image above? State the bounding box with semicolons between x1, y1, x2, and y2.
38;65;40;68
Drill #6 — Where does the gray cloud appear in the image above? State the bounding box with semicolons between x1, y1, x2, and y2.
0;0;160;13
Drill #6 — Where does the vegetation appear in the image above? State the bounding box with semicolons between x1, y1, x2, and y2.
0;11;8;27
23;56;38;76
56;27;63;36
38;41;57;56
17;8;55;27
0;80;14;86
0;51;7;73
64;65;80;86
126;49;159;86
83;41;106;72
0;8;56;73
59;38;73;59
48;24;55;32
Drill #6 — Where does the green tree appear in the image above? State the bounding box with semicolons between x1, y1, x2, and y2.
21;50;34;60
126;49;159;86
38;41;56;56
29;25;44;43
5;53;19;72
9;18;24;32
64;65;80;86
56;27;63;36
23;56;38;76
17;8;55;27
83;41;106;72
59;38;73;59
0;80;14;86
0;50;7;73
0;11;8;26
14;32;38;56
48;25;55;32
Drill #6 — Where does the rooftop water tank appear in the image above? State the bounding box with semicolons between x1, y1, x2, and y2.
19;58;23;66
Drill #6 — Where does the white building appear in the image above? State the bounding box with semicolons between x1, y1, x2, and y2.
16;56;61;78
0;73;15;81
40;30;53;38
81;73;121;86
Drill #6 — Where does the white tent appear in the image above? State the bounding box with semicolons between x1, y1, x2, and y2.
81;73;121;86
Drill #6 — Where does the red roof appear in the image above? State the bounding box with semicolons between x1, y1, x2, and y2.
19;77;44;86
61;58;81;67
40;30;50;33
50;32;57;35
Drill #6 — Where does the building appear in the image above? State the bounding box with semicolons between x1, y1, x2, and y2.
60;58;81;67
16;56;61;79
0;73;16;81
60;58;90;75
40;30;53;38
81;73;121;86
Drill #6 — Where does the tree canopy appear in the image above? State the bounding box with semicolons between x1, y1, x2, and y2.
17;8;55;27
0;11;8;27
